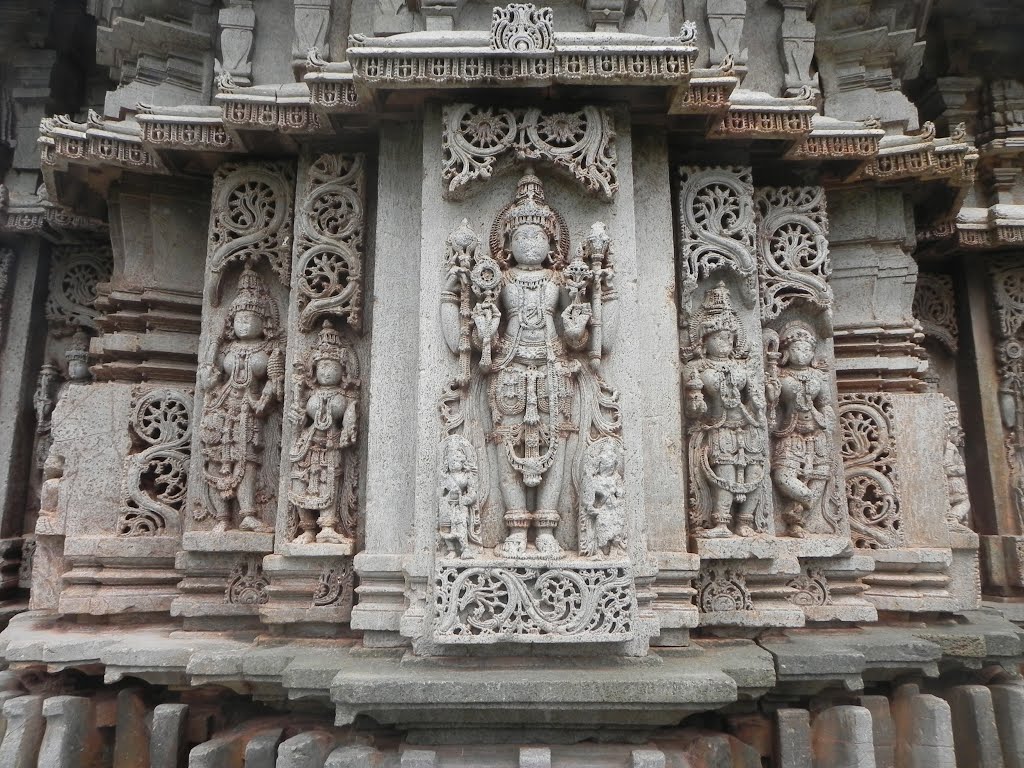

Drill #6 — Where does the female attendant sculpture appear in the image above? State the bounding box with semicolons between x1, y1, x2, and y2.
764;323;837;537
684;284;767;538
287;320;359;545
200;265;283;533
438;436;480;558
943;397;972;531
440;173;620;559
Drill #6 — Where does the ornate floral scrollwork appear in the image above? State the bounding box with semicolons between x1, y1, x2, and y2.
206;161;295;306
312;561;353;607
44;244;112;334
676;166;758;313
117;387;193;536
442;104;617;201
294;154;365;331
434;562;635;641
754;186;832;322
991;263;1024;524
696;567;752;612
787;568;831;606
225;558;269;605
838;394;904;549
491;3;553;51
913;273;958;354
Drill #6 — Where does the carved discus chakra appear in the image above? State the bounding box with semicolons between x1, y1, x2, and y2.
225;558;269;605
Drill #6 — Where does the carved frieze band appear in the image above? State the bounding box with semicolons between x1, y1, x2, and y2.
838;393;905;549
117;388;193;536
442;104;617;201
913;273;958;353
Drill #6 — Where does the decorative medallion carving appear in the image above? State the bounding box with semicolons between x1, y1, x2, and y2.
442;104;617;201
434;561;636;642
787;568;831;606
491;3;554;51
117;388;193;536
312;561;353;607
44;245;112;334
225;558;269;605
293;154;365;331
913;273;958;354
206;161;294;306
838;393;905;549
696;567;753;612
676;166;758;313
754;186;832;322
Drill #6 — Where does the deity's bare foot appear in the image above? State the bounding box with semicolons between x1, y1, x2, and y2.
535;531;564;559
315;527;345;545
788;523;806;538
293;530;316;545
497;530;527;558
735;524;756;537
239;514;270;533
699;524;733;538
459;547;475;560
211;520;228;534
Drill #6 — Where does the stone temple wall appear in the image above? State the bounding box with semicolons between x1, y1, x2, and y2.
0;0;1022;765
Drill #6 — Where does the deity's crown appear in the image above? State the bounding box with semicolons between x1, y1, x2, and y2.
698;283;739;333
312;319;345;364
65;329;89;363
228;263;272;320
503;173;558;240
779;321;816;348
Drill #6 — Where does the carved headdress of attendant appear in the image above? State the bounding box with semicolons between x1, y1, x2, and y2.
226;264;279;339
489;172;570;269
689;282;748;357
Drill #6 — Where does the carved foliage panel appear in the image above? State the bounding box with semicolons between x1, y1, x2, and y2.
117;387;193;536
914;273;958;354
45;244;112;334
442;104;617;202
838;393;905;549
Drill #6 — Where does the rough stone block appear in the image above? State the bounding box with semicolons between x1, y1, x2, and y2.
326;745;382;767
812;705;876;768
519;747;551;768
686;734;733;768
776;708;812;768
276;731;336;767
631;748;666;768
113;688;150;768
401;750;439;767
244;727;284;768
38;695;94;768
150;704;190;768
948;685;1003;768
188;736;245;768
0;695;45;768
896;694;954;768
992;684;1024;768
859;695;895;768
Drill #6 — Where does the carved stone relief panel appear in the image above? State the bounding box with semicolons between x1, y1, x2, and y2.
838;393;905;549
776;0;818;96
678;166;772;539
755;186;846;540
186;160;294;543
991;262;1024;528
442;104;618;202
706;0;748;72
116;387;193;537
45;243;112;336
942;395;971;533
434;172;637;646
913;272;959;401
217;1;256;87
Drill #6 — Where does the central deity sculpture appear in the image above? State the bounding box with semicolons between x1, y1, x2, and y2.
440;172;622;560
200;265;283;533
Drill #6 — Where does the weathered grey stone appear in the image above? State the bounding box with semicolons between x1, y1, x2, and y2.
631;749;666;768
113;688;150;768
276;731;336;767
859;695;896;768
686;734;733;768
948;685;1004;768
896;694;955;768
776;708;812;768
150;704;190;768
992;684;1024;768
244;727;284;768
0;695;45;768
38;695;94;768
812;705;876;768
401;749;438;768
325;745;383;767
188;736;245;768
519;747;551;768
